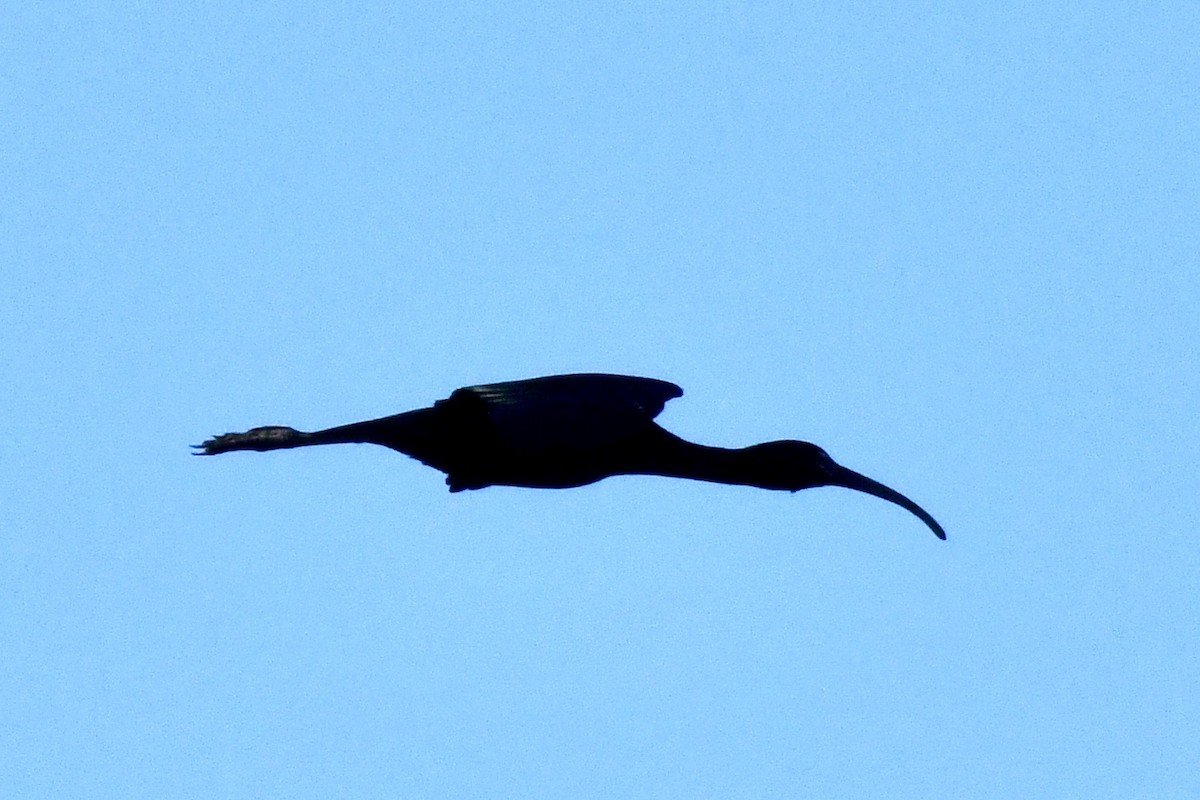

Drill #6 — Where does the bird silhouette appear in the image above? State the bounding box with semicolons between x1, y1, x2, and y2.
194;373;945;539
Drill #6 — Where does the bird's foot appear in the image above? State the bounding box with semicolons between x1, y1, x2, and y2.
191;426;301;455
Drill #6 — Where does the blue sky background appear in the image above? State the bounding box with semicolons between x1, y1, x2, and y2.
4;3;1197;797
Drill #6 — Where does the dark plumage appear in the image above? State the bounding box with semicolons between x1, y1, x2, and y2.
195;373;945;539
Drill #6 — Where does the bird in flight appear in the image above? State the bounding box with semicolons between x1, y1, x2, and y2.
195;373;945;539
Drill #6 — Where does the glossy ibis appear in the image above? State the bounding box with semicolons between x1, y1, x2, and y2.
195;373;945;539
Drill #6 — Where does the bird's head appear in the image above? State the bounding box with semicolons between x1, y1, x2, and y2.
743;440;946;539
740;440;838;491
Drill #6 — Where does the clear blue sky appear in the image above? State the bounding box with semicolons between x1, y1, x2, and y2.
4;3;1197;797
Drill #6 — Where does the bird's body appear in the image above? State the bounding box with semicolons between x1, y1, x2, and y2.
196;373;945;539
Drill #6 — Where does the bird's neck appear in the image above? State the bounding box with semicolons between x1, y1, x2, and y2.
628;434;793;490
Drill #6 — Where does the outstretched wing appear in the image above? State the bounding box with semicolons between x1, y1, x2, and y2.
451;373;682;456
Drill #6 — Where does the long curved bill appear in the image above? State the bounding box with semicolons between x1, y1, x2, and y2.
830;466;946;540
